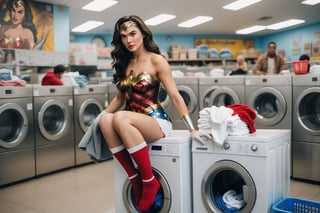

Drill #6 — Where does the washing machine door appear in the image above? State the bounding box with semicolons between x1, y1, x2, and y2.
201;160;256;213
38;99;69;141
0;103;28;148
209;86;240;107
177;85;197;114
200;86;220;109
159;84;170;109
122;168;171;213
294;87;320;136
248;87;286;127
79;99;103;133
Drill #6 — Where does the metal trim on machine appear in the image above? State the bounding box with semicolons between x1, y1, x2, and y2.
0;103;28;148
208;86;241;107
248;87;286;127
38;99;69;141
122;168;172;213
201;160;256;213
78;99;103;132
294;87;320;136
177;85;197;114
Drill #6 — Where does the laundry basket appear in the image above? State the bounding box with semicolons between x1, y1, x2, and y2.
272;197;320;213
292;60;309;75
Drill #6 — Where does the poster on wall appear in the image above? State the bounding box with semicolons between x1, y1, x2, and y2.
194;38;256;58
312;32;320;57
291;35;301;55
0;0;54;51
304;42;312;56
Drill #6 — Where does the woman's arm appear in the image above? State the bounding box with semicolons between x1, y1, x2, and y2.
104;90;125;113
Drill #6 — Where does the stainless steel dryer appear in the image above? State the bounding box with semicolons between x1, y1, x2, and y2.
0;86;35;186
167;77;198;129
245;75;292;129
33;86;75;175
73;85;112;166
199;76;245;110
292;75;320;182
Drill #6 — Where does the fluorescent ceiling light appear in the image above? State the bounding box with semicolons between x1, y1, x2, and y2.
301;0;320;5
82;0;118;12
267;19;305;30
72;21;104;32
223;0;262;11
178;16;213;28
145;14;176;26
236;25;266;34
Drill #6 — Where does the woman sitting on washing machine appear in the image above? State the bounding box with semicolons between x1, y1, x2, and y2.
98;15;209;212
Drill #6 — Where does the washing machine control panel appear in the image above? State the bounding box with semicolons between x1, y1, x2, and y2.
148;143;182;157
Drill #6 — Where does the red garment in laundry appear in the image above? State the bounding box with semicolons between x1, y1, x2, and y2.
227;104;256;133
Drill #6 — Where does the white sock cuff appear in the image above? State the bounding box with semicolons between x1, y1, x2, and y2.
110;145;125;154
128;173;138;180
127;142;147;154
142;176;154;182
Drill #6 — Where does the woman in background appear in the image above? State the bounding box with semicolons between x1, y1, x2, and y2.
230;54;248;75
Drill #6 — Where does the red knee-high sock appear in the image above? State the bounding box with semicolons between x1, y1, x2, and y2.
111;145;142;204
128;143;160;212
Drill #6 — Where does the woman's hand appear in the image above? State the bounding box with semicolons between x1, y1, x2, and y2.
191;129;213;145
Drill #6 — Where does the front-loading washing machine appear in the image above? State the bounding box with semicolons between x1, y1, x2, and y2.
33;86;75;175
245;75;292;129
292;75;320;182
167;77;198;129
73;85;112;166
0;86;35;186
192;129;291;213
114;130;192;213
199;75;245;110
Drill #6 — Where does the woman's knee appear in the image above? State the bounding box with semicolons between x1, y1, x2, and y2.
113;111;130;130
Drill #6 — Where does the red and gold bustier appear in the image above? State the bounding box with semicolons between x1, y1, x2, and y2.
118;71;161;113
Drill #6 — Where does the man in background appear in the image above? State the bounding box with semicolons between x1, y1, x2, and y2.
41;64;67;85
253;41;287;75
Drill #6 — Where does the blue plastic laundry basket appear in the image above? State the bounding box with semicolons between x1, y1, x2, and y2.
272;197;320;213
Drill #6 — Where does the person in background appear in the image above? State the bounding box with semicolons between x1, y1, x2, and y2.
230;54;248;75
0;49;4;63
299;54;310;72
98;15;207;212
41;64;67;86
253;41;287;75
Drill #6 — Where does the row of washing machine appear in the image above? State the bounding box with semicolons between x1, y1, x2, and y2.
166;74;320;182
114;129;291;213
0;84;114;186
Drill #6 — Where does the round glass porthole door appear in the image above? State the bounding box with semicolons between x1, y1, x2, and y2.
209;87;240;107
79;99;103;133
122;168;171;213
295;87;320;135
201;86;219;109
178;85;197;114
159;84;170;109
201;160;256;213
248;87;286;127
0;103;28;148
38;99;69;141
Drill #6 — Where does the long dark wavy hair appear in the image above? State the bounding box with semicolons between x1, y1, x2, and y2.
111;15;161;85
5;0;37;43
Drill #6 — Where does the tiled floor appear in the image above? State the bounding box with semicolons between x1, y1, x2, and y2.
0;159;319;213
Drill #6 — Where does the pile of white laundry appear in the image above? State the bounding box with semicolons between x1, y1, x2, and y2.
198;104;256;145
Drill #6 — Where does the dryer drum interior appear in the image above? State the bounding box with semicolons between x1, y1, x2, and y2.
38;100;69;141
209;87;240;107
250;87;286;126
158;84;170;109
297;92;320;132
79;99;103;133
122;168;171;213
0;103;28;148
201;160;256;213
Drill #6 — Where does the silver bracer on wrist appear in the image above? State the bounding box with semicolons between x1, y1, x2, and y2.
182;115;195;130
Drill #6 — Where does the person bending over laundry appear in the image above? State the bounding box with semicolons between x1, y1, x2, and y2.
41;64;67;86
98;15;208;212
